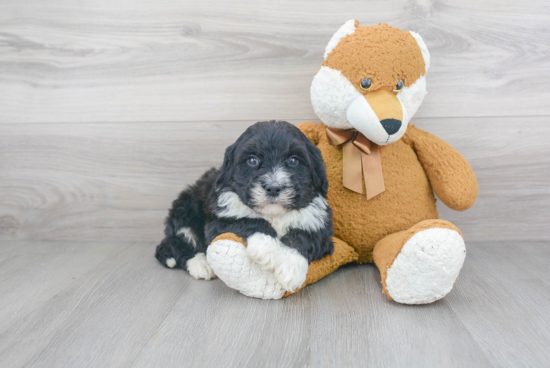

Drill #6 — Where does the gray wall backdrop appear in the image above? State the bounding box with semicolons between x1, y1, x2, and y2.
1;0;549;243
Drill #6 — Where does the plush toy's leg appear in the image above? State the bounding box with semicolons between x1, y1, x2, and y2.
207;233;286;299
373;219;466;304
207;234;358;299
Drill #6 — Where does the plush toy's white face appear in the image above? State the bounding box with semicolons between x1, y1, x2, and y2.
311;20;430;146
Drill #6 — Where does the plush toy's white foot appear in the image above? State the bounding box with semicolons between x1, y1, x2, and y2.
207;239;285;299
385;228;466;304
206;234;308;299
186;253;217;280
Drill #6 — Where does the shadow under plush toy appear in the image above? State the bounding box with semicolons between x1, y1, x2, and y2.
208;20;478;304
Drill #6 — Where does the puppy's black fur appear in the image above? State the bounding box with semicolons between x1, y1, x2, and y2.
155;121;334;271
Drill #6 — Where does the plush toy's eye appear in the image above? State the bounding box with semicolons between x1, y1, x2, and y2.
360;78;372;91
287;156;299;167
247;156;259;167
394;79;404;92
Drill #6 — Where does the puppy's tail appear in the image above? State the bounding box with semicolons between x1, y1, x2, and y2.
155;168;219;270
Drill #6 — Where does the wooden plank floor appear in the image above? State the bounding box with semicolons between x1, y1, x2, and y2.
0;241;548;367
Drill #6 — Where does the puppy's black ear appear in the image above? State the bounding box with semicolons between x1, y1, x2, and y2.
216;143;237;190
301;134;329;197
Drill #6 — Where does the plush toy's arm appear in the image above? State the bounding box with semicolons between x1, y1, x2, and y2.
205;217;277;245
297;122;323;145
207;233;358;299
404;125;478;211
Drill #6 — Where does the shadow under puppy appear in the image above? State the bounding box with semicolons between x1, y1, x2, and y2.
155;120;334;292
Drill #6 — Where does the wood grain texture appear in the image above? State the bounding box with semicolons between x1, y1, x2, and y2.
1;0;549;241
448;243;550;367
0;240;549;367
0;0;549;123
1;116;549;242
1;1;549;366
0;240;132;334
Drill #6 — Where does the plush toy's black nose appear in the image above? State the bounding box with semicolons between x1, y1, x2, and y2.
381;119;402;135
263;183;283;197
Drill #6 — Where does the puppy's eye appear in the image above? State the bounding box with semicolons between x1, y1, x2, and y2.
247;156;259;167
360;78;372;91
394;79;404;92
287;156;299;167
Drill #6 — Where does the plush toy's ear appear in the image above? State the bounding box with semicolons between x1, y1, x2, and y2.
300;134;329;197
323;19;358;60
409;31;431;73
216;143;237;191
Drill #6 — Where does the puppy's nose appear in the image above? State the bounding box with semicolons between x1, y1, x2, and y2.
380;118;402;135
263;183;283;197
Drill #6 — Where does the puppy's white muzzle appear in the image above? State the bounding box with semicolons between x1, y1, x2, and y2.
251;166;294;213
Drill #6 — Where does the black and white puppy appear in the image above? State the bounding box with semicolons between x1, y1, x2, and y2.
155;120;334;290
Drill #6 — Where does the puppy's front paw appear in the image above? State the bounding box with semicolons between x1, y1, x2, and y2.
247;233;308;292
274;250;308;292
246;233;279;270
186;253;217;280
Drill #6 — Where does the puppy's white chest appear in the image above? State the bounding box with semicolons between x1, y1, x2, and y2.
215;192;329;238
264;216;291;238
263;196;329;238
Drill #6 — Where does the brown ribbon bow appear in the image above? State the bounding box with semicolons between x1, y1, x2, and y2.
326;128;385;200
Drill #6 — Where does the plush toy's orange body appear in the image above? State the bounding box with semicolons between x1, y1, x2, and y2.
295;122;477;301
208;21;478;304
299;122;477;263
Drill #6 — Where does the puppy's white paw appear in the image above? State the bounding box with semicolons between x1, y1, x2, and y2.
186;253;217;280
247;232;308;292
274;249;308;292
246;233;280;271
166;257;177;268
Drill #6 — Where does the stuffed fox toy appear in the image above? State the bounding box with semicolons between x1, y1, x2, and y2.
207;21;478;304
